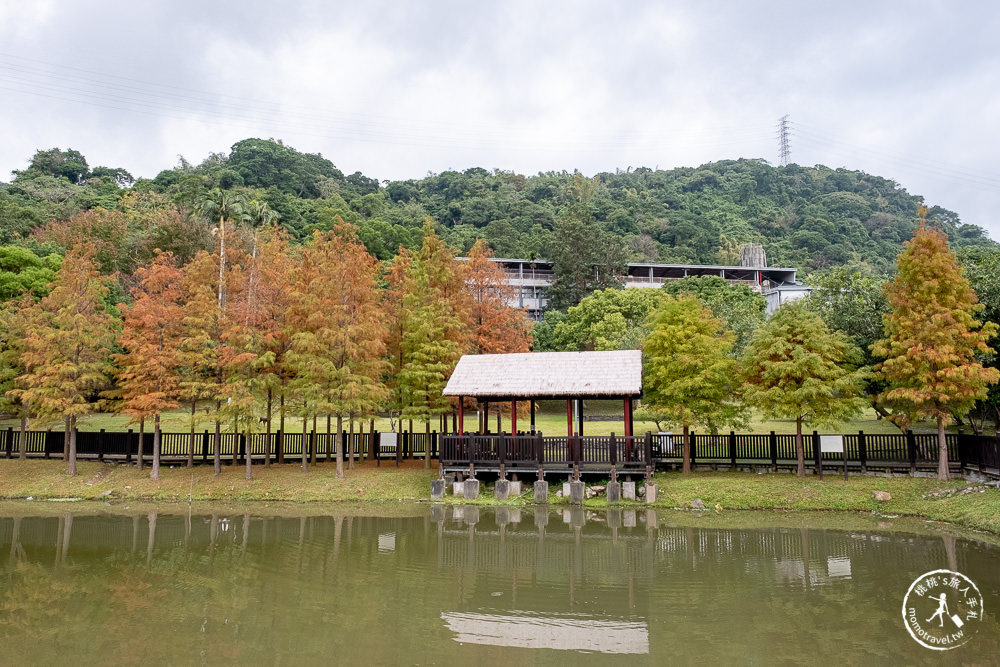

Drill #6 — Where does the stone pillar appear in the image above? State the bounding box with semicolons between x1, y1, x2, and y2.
622;481;636;501
645;483;657;504
569;480;585;504
606;481;621;502
430;479;445;499
534;480;549;502
463;478;480;500
509;480;522;496
495;479;510;501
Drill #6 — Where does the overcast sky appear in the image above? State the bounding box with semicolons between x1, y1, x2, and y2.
2;1;998;239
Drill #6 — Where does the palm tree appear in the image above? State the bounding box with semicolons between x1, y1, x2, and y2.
195;189;248;311
246;199;279;260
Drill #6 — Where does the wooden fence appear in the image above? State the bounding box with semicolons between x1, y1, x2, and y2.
0;428;439;466
3;427;998;478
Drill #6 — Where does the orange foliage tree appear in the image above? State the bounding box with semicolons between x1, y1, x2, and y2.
464;239;533;355
873;209;1000;480
178;251;227;473
286;225;387;477
115;251;185;480
11;243;118;475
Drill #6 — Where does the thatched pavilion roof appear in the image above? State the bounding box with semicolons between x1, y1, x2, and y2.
443;351;642;399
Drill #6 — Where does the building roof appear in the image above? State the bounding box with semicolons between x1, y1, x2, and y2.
443;350;643;399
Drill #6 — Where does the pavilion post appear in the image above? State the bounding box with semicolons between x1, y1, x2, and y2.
511;401;517;434
530;401;536;433
566;400;573;437
623;398;631;438
577;399;584;437
458;397;464;435
482;401;488;434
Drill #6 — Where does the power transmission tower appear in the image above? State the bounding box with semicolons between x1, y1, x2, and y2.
778;115;790;166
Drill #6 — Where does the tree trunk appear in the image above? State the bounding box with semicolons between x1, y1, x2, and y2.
278;391;285;464
245;428;253;481
217;214;226;310
424;420;431;469
213;408;221;475
137;417;145;471
795;417;805;477
367;419;375;462
232;417;239;466
349;414;355;470
335;414;344;478
63;415;70;460
67;416;77;476
17;415;26;460
264;388;272;468
682;424;691;474
151;413;161;481
326;415;332;462
301;415;309;472
187;401;196;468
937;415;950;481
310;416;318;466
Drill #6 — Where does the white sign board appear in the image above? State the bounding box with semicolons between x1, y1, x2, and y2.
381;432;398;451
819;435;844;453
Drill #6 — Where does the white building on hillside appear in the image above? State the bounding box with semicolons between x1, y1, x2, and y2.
459;257;810;319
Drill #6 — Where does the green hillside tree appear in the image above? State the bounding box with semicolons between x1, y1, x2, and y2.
642;295;746;473
740;301;868;476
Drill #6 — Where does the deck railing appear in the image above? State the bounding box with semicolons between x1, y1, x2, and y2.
3;427;997;477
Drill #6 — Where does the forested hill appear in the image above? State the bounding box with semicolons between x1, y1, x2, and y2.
1;139;995;274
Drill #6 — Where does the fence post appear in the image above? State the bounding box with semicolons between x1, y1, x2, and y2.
769;431;778;471
277;429;284;464
813;430;822;480
841;436;849;481
858;430;867;473
239;433;247;465
498;432;507;479
397;431;403;467
432;430;438;459
609;432;618;467
374;431;380;467
728;431;737;469
644;431;653;480
202;430;210;463
97;428;105;462
907;431;917;475
690;431;696;468
534;431;544;479
125;428;133;464
5;426;12;459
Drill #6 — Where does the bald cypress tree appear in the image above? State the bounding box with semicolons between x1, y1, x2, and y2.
740;302;867;477
873;209;1000;480
11;244;118;476
642;295;745;473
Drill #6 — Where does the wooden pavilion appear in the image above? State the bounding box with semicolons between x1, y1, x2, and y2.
440;351;651;479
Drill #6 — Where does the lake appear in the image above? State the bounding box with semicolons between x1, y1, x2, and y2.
1;502;997;664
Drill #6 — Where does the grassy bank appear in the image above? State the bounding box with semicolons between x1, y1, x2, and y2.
1;460;997;535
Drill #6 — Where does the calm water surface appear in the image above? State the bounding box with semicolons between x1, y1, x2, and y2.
1;503;998;665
